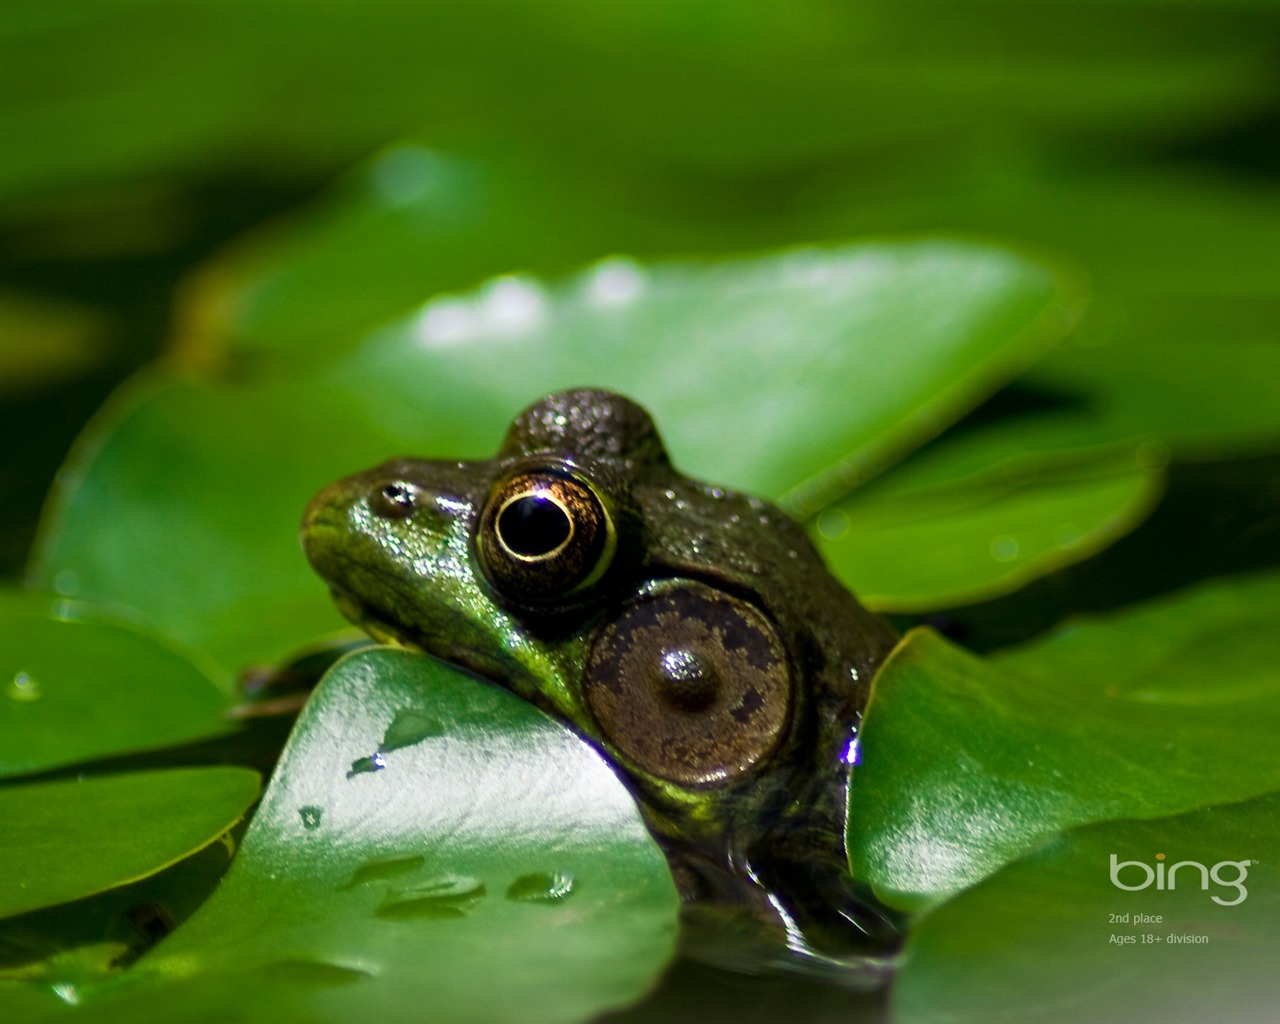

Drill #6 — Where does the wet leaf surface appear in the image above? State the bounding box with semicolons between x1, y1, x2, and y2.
847;572;1280;910
14;648;679;1024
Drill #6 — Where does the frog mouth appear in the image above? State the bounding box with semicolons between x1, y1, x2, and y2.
324;582;541;701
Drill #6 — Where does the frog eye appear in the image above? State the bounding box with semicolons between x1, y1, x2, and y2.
370;481;417;519
583;581;792;786
476;468;616;604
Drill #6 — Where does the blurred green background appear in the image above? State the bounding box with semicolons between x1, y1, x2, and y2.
4;3;1280;1023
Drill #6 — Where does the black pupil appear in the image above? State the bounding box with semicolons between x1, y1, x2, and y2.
382;483;413;508
499;493;572;557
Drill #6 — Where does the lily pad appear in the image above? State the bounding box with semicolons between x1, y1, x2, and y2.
177;145;707;362
0;837;234;994
0;767;259;920
32;241;1075;671
821;165;1280;457
38;648;678;1024
341;242;1077;515
824;168;1280;300
814;448;1163;612
1023;336;1280;460
0;590;231;778
846;571;1280;910
895;793;1280;1024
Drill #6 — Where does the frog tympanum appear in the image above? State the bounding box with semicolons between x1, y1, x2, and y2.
302;389;902;976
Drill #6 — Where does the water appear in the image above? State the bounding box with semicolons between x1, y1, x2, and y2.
345;752;386;778
374;875;486;920
336;854;425;891
505;870;575;903
346;707;449;777
380;708;447;751
7;671;41;702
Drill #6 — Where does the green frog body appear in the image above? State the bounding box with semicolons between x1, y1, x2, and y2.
302;388;900;972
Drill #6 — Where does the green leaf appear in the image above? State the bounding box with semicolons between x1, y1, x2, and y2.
0;767;259;920
1024;335;1280;461
814;448;1163;612
32;241;1076;671
179;145;707;362
51;649;678;1024
343;242;1077;515
0;590;231;778
895;793;1280;1024
0;839;234;993
825;168;1280;300
822;165;1280;461
847;572;1280;911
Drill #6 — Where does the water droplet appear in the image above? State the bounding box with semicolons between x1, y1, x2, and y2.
506;871;575;903
337;854;426;891
299;806;323;830
346;751;387;778
51;599;80;622
369;144;442;206
990;535;1020;562
815;509;850;540
417;296;475;347
8;672;41;702
375;875;485;920
480;275;545;334
51;983;79;1005
381;707;447;752
841;736;861;765
586;256;645;307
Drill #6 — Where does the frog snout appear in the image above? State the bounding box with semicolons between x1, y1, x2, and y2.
302;479;348;534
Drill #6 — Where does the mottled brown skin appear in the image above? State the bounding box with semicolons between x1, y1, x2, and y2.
303;388;901;966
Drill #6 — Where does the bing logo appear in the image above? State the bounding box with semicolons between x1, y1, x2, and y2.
1109;853;1253;906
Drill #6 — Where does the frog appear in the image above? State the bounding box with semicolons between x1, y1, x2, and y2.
301;388;902;975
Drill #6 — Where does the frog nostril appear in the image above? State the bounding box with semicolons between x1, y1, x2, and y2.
371;481;417;519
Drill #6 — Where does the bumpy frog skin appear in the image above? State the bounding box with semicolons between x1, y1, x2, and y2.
303;389;901;968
